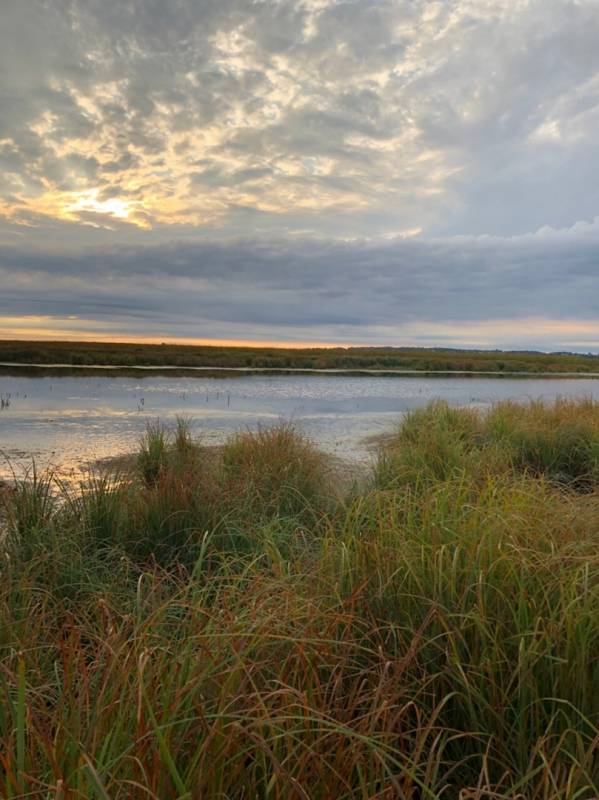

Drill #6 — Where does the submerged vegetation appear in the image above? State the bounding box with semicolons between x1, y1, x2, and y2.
1;399;599;797
1;338;599;374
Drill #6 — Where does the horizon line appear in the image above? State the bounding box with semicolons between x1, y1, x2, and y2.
0;335;597;357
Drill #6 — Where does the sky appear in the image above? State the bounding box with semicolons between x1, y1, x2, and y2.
1;0;598;351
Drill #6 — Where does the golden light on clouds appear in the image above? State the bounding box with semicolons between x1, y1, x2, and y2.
1;315;597;353
0;316;341;348
0;188;151;230
66;191;132;221
0;0;457;235
1;0;598;352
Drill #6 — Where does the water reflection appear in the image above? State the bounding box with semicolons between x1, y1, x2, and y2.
1;367;598;480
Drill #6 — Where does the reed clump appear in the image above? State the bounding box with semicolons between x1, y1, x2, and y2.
221;423;335;521
1;399;599;798
376;397;599;490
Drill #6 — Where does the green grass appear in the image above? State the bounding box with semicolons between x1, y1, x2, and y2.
375;397;599;490
1;337;599;373
1;400;599;797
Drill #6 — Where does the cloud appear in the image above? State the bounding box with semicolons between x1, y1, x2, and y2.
0;222;597;349
1;1;598;350
1;0;599;235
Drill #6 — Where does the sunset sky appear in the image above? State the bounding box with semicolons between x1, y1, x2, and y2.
1;0;598;350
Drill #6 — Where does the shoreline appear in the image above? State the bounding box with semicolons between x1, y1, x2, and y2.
2;361;599;378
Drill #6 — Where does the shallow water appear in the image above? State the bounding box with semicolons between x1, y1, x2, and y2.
1;369;598;480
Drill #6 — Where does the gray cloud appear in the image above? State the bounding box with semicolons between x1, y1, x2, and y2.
1;0;599;234
1;223;598;349
1;0;598;348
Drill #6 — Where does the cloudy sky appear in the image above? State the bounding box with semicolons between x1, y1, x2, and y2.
1;0;598;350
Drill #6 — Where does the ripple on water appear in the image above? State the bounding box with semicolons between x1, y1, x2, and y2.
1;373;598;481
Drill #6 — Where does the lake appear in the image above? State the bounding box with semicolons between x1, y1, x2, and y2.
1;368;598;481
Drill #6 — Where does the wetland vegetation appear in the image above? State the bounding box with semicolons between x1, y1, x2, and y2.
2;338;599;374
1;398;599;797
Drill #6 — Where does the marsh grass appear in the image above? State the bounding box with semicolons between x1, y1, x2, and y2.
221;423;335;522
486;398;599;488
3;462;56;560
1;401;599;797
376;397;599;491
137;420;169;487
3;338;599;374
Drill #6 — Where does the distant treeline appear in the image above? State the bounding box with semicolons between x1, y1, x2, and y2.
0;339;598;373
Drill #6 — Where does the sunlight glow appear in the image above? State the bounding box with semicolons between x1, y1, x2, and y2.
0;316;344;348
0;316;597;352
66;191;133;221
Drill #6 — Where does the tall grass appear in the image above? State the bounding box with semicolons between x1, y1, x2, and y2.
376;397;599;490
221;423;335;521
3;462;56;560
138;420;169;487
1;401;599;797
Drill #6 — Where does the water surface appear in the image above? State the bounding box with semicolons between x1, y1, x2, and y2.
1;369;598;480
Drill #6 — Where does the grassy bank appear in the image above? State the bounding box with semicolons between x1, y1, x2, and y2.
2;338;599;374
1;400;599;798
